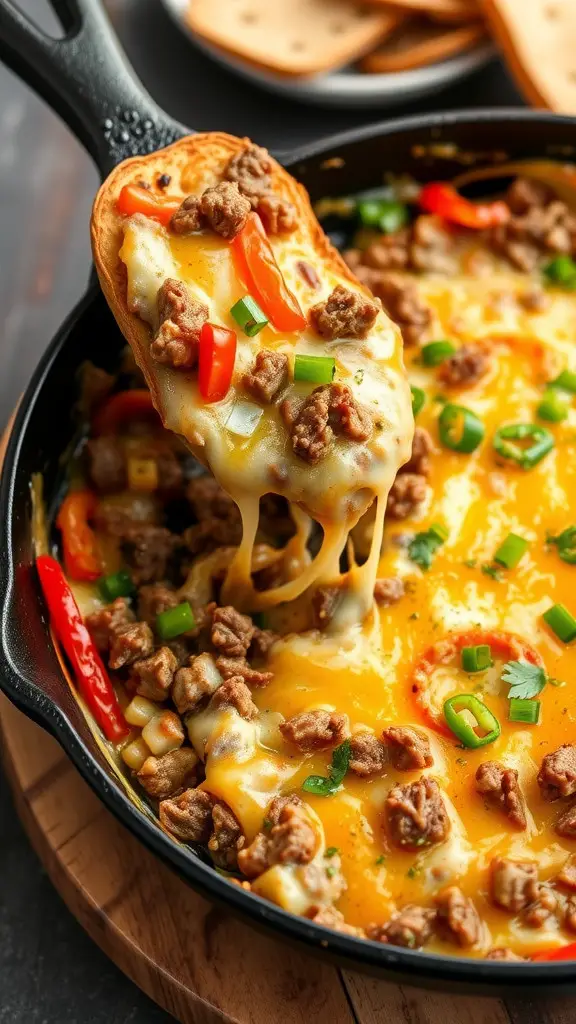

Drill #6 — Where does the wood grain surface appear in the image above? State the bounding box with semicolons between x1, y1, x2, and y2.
0;694;518;1024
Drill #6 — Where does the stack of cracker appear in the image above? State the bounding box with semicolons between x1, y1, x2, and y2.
186;0;576;113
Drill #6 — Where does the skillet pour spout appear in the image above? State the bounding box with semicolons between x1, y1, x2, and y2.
4;0;576;994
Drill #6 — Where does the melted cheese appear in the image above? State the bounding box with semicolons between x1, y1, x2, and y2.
120;214;413;619
195;259;576;955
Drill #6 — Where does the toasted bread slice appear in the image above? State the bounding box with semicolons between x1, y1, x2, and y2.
91;133;412;615
187;0;400;78
361;19;486;72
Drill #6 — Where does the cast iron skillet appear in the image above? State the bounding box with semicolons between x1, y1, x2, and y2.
2;0;576;994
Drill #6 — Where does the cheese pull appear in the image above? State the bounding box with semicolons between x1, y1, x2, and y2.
91;133;413;618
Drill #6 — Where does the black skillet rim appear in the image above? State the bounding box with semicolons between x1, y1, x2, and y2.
2;107;576;991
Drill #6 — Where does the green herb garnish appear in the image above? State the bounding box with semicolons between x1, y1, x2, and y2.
302;740;351;797
501;659;547;700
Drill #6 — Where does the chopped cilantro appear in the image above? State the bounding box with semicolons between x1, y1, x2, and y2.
407;865;420;879
409;612;419;620
325;846;340;858
481;563;502;581
262;817;272;831
464;558;477;569
375;854;386;865
325;865;337;879
408;523;448;571
354;368;365;385
501;659;547;700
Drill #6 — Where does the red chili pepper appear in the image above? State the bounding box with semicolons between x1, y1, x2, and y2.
532;943;576;961
231;213;307;334
56;491;102;582
198;322;237;403
117;184;181;226
419;182;510;230
92;389;158;435
409;628;544;737
36;555;129;743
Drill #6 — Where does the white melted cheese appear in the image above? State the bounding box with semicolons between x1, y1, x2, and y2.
120;212;414;621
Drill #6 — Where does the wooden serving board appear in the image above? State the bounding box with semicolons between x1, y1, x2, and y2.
0;694;568;1024
0;416;569;1024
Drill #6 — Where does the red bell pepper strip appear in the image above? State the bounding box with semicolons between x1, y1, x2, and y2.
419;182;510;230
231;213;307;334
532;943;576;961
92;389;158;435
56;490;102;582
36;555;129;743
198;322;237;403
409;628;544;737
117;185;181;227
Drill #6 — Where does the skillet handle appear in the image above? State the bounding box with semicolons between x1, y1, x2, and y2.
0;0;187;176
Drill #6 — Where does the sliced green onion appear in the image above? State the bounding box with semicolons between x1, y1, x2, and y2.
443;694;501;749
509;697;541;725
411;386;426;417
230;295;268;337
421;340;456;367
543;603;576;644
439;403;485;454
98;569;135;602
493;423;554;470
550;369;576;394
156;600;195;641
543;255;576;289
294;353;335;385
549;526;576;564
538;388;570;423
429;522;448;544
225;400;263;438
461;644;492;673
357;198;408;234
494;533;529;570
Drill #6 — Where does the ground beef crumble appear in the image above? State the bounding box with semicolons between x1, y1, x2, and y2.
211;605;255;657
374;577;405;606
137;582;179;626
199;181;251;239
131;645;178;701
282;382;373;465
310;284;379;340
172;652;222;714
435;887;483;948
280;710;349;752
170;195;203;235
402;427;433;478
86;597;135;652
109;620;154;670
87;436;126;493
137;747;199;800
382;726;433;772
208;676;259;721
121;525;179;585
224;144;272;203
475;761;526;830
386;472;426;520
373;273;431;347
151;278;208;370
208;801;244;870
159;788;214;843
243;349;288;404
489;857;538;912
538;745;576;801
384;778;450;851
437;343;490;388
349;732;387;778
366;905;436;949
257;194;297;235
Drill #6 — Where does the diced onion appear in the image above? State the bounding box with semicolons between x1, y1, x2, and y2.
125;695;161;728
121;736;151;771
142;710;184;755
225;401;264;438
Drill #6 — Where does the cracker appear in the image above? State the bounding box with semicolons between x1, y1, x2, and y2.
361;19;486;72
480;0;576;112
367;0;480;23
187;0;403;78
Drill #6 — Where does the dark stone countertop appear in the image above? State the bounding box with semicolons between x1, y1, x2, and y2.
0;3;523;1020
